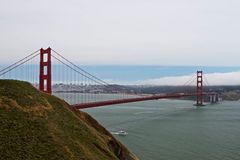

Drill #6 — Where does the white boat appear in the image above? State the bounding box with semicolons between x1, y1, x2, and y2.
111;130;128;136
118;130;128;136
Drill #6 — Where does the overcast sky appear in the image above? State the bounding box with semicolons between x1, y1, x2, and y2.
1;0;240;65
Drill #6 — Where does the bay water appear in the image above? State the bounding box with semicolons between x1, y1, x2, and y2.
56;93;240;160
85;99;240;160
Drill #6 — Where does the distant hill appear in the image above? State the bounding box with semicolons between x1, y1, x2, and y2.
0;80;138;160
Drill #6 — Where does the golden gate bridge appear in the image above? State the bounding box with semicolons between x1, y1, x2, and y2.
0;47;219;109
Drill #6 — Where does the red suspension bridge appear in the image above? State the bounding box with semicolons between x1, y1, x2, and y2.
0;47;219;109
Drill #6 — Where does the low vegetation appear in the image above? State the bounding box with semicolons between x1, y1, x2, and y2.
0;80;138;160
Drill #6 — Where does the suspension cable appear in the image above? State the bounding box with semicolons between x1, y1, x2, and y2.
0;53;40;77
182;74;196;86
51;54;108;86
0;49;39;74
203;74;210;86
52;49;110;86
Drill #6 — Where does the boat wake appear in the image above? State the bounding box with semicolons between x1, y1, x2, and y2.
111;130;128;136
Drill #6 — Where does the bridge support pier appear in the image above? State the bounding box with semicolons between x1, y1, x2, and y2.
209;94;219;104
39;47;52;94
216;94;219;102
210;95;216;103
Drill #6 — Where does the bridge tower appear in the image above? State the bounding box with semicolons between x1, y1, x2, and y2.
196;71;203;106
39;47;52;94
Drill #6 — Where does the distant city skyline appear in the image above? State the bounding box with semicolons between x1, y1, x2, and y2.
1;0;240;66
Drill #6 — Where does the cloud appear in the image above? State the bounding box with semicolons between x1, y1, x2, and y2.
1;0;240;65
137;71;240;86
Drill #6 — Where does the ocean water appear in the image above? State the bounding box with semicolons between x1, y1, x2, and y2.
83;99;240;160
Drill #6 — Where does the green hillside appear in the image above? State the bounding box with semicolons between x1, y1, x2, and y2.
0;80;138;160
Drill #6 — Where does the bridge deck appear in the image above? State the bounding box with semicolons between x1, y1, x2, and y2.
73;92;215;109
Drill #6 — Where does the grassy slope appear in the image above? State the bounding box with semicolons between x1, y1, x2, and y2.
0;80;138;160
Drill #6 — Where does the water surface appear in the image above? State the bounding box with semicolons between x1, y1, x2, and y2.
84;100;240;160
